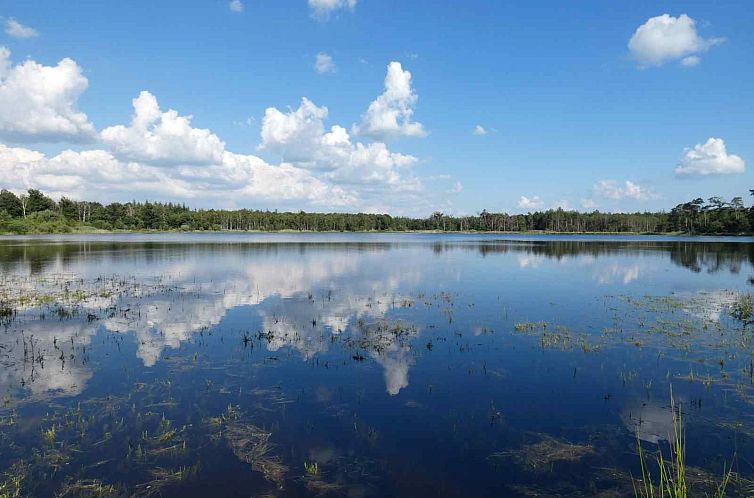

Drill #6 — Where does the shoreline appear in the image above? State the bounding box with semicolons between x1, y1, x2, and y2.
1;228;751;237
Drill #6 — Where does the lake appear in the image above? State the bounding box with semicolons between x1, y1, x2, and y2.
1;233;754;497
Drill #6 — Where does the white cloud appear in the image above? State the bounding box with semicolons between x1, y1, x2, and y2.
229;0;244;12
581;198;598;210
260;97;420;190
552;200;571;210
260;97;328;163
308;0;356;18
473;125;487;136
675;137;745;176
0;47;96;142
628;14;724;68
0;142;354;209
354;61;427;139
593;180;655;200
222;152;354;205
101;91;225;166
517;195;543;210
449;181;463;193
5;18;38;38
681;55;700;67
315;52;336;74
0;49;451;215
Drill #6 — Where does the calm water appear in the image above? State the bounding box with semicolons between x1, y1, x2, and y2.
2;233;754;497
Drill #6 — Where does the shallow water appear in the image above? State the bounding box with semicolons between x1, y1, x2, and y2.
1;233;754;497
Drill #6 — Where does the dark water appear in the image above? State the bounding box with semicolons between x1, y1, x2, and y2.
2;233;754;497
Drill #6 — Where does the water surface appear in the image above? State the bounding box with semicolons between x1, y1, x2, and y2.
1;233;754;497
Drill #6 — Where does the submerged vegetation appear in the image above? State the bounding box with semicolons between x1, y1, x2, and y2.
2;188;754;234
489;435;596;471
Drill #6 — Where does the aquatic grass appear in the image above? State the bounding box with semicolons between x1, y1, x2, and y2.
57;478;122;498
132;466;196;498
221;420;288;487
304;461;320;477
43;424;57;446
489;435;595;471
633;389;733;498
0;468;24;498
730;292;754;325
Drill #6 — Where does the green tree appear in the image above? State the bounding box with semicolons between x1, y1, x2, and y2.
58;197;79;220
26;189;56;214
139;202;160;229
0;190;22;217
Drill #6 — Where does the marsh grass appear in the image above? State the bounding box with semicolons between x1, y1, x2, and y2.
0;471;23;498
131;466;196;498
489;435;596;470
730;293;754;325
222;420;288;487
57;479;123;498
304;461;320;477
633;391;733;498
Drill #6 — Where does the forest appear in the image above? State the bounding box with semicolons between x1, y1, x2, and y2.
0;188;753;235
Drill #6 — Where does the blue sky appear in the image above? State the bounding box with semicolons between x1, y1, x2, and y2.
0;0;752;215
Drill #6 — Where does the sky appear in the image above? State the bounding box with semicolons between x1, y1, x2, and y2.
0;0;752;216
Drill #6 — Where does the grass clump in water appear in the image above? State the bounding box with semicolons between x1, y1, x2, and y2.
223;421;288;488
43;425;57;446
730;292;754;325
488;434;595;470
304;461;320;477
0;469;24;498
633;390;733;498
57;478;123;498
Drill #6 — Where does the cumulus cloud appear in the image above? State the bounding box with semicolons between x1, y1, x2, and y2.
675;138;745;176
260;97;328;163
628;14;724;67
5;18;38;38
593;180;655;200
101;91;225;166
260;97;420;189
581;198;598;210
517;195;544;210
0;50;452;215
0;47;96;142
308;0;356;18
229;0;244;12
473;125;487;136
315;52;336;74
354;61;427;139
0;142;354;208
222;152;354;204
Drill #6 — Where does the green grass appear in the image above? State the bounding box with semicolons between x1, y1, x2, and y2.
731;292;754;325
633;389;732;498
304;461;320;477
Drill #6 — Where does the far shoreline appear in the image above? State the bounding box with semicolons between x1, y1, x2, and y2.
2;228;753;238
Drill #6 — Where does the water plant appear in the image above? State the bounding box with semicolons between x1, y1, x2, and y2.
304;461;320;477
633;390;733;498
43;425;57;446
489;435;595;470
222;420;288;487
0;471;23;498
731;292;754;325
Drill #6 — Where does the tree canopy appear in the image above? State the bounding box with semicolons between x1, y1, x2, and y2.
0;188;753;235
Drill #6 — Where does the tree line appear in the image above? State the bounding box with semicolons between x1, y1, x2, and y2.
1;188;753;235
